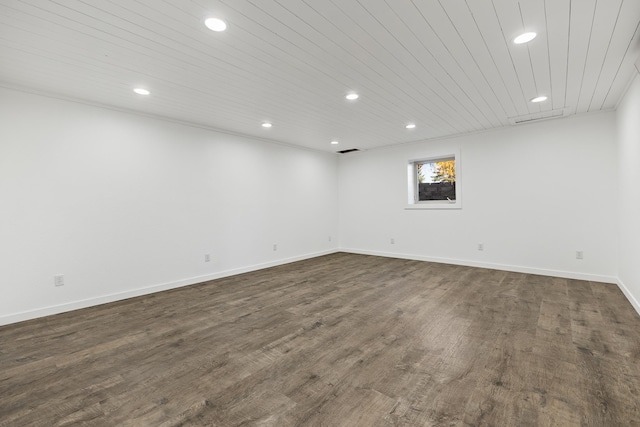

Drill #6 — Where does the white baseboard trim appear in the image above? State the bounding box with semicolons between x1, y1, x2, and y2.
340;248;618;284
0;249;338;327
3;249;631;327
616;278;640;317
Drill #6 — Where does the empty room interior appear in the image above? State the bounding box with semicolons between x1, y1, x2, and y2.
2;0;640;426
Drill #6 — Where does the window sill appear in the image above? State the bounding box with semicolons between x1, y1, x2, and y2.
405;203;461;210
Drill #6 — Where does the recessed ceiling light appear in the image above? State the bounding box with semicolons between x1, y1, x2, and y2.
530;96;547;103
133;88;150;95
345;93;359;100
262;122;272;128
514;32;537;44
331;140;339;145
405;123;416;129
205;17;227;32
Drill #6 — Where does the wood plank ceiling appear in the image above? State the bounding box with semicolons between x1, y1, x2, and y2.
1;0;639;152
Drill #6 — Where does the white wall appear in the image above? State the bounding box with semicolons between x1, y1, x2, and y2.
0;87;339;325
339;112;618;282
617;72;640;313
2;83;632;326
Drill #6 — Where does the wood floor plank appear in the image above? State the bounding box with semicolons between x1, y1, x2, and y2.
1;253;640;426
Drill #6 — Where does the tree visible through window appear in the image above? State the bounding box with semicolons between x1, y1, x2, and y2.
415;157;456;202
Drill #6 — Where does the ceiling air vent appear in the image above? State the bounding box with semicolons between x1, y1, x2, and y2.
337;148;360;154
508;108;569;125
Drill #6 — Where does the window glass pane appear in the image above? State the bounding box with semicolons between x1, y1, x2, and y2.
416;158;456;201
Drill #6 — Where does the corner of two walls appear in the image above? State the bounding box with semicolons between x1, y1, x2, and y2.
616;71;640;315
338;112;620;287
3;79;640;326
0;87;340;326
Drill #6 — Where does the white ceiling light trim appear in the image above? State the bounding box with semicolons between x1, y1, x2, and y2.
530;96;547;103
514;32;537;44
205;17;227;32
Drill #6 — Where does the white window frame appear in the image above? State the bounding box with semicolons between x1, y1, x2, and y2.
406;149;462;210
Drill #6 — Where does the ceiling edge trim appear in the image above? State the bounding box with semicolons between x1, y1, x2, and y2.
0;82;336;157
362;108;617;154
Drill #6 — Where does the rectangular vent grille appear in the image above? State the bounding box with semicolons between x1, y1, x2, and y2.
509;108;569;125
337;148;360;154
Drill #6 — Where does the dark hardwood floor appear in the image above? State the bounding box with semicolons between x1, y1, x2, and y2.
1;253;640;426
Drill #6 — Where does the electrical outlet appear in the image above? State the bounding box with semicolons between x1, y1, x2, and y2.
205;253;211;263
54;275;64;287
576;251;584;260
478;243;484;251
390;238;395;245
273;244;278;251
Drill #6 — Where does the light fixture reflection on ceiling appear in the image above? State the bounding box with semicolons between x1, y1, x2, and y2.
345;93;359;100
530;96;547;103
514;32;537;44
133;88;150;95
331;140;339;145
405;123;416;129
262;122;272;128
205;17;227;32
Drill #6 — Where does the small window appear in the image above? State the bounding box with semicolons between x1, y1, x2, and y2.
407;152;461;209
